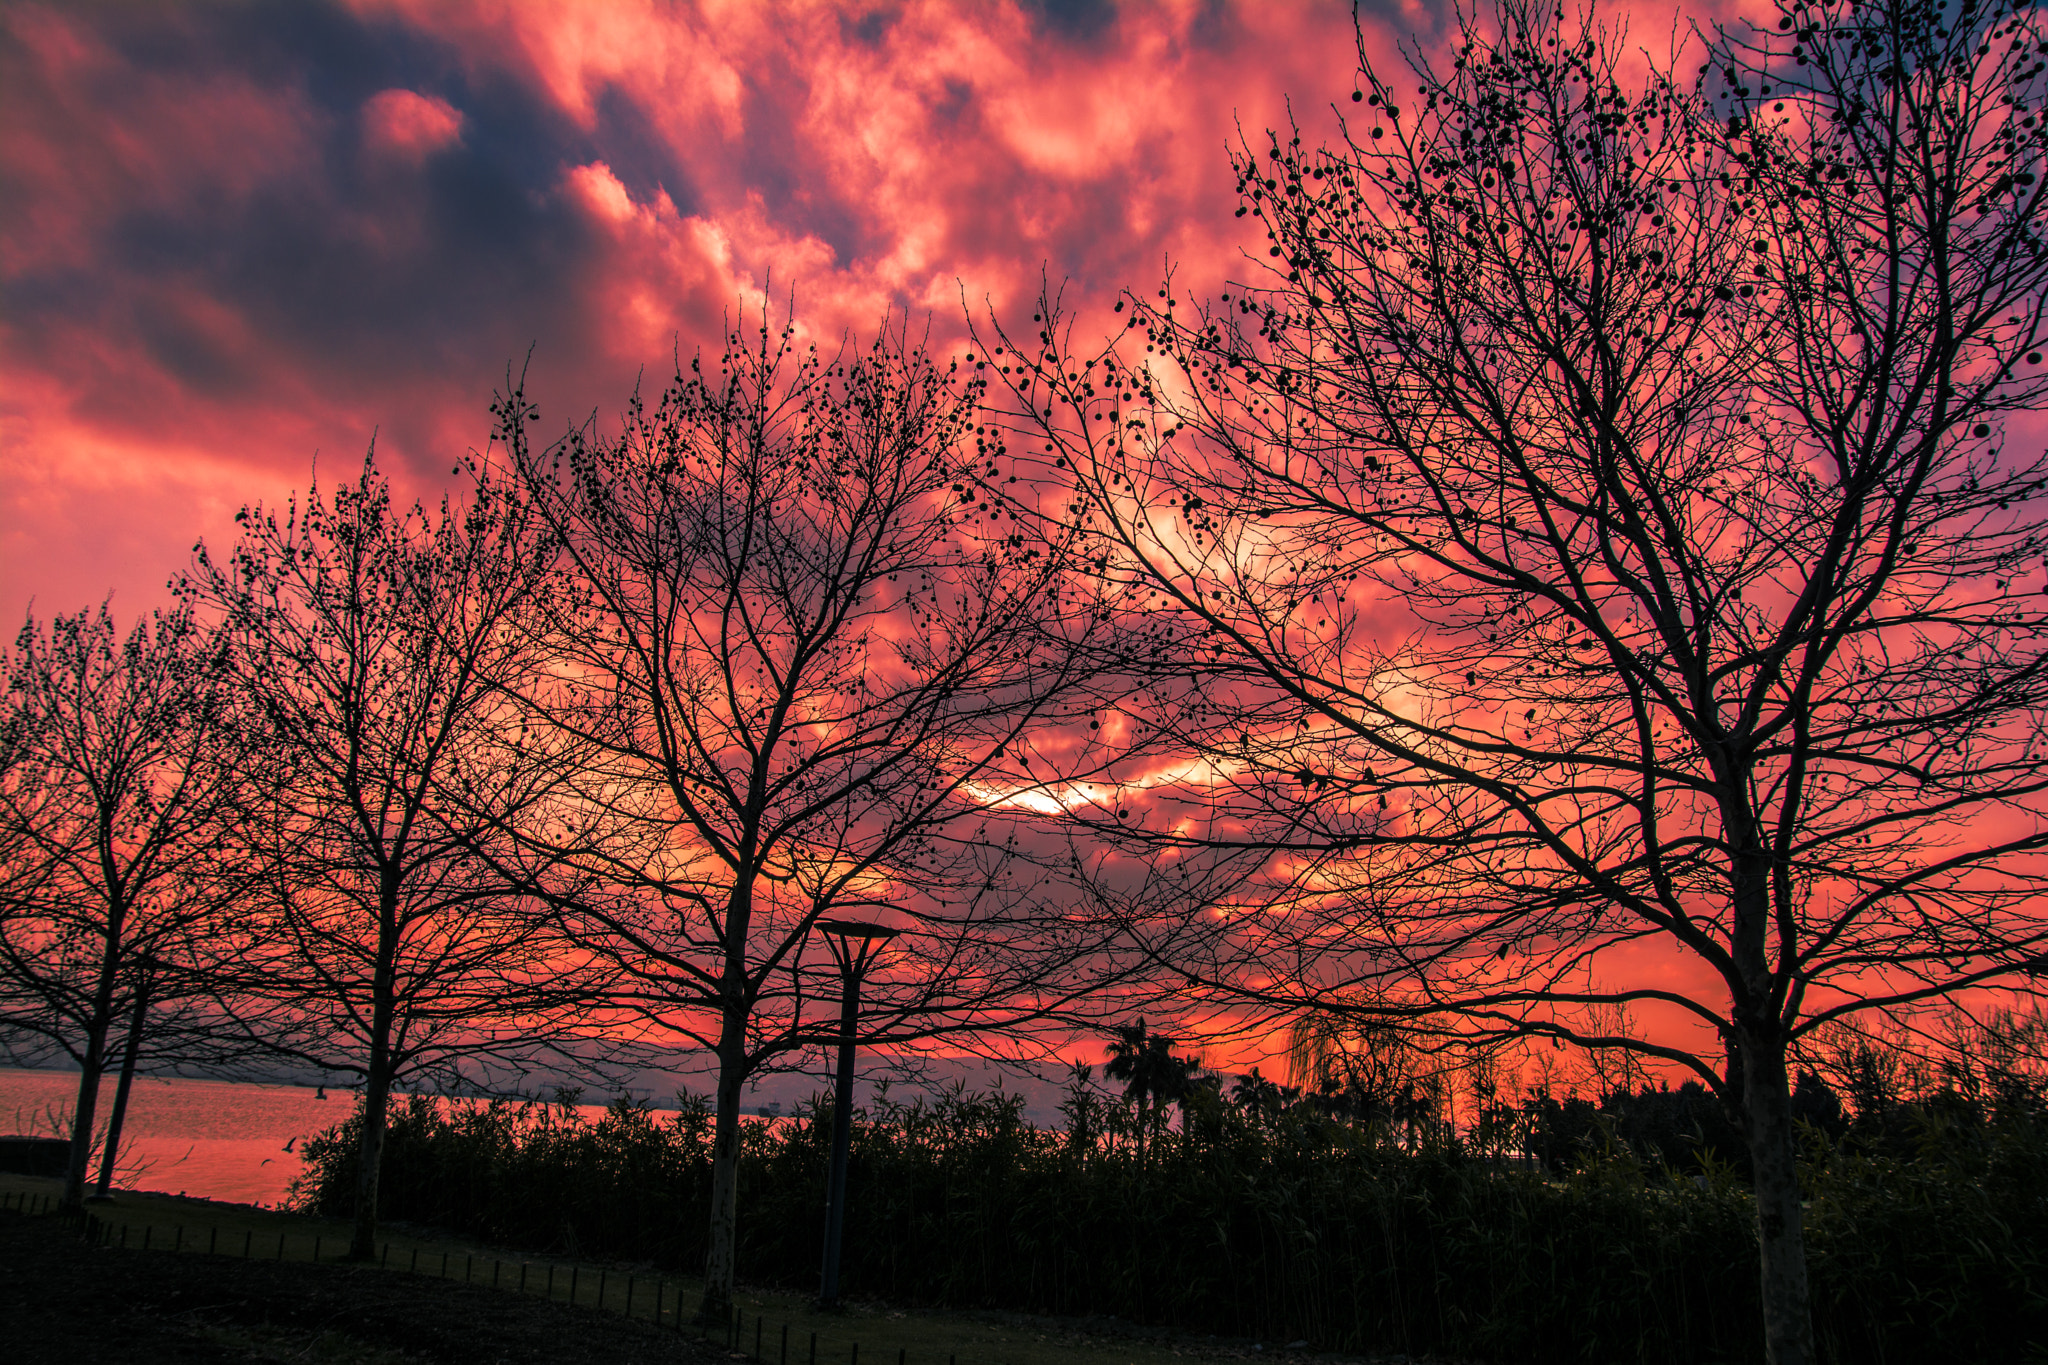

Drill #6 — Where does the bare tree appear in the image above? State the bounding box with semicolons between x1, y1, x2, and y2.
995;1;2048;1361
490;318;1131;1320
0;604;242;1208
180;456;604;1259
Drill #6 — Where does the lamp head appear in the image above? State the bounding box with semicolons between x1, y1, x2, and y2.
815;918;902;983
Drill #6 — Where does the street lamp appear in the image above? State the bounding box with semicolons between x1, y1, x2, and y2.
814;918;900;1310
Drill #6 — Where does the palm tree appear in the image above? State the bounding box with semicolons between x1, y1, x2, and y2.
1103;1020;1201;1162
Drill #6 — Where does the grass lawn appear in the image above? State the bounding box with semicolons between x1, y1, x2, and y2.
1;1174;1459;1365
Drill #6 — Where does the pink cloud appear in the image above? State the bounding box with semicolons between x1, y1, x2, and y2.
361;88;464;163
0;0;1400;624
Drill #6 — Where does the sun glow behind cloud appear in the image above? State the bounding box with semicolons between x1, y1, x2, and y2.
965;747;1249;817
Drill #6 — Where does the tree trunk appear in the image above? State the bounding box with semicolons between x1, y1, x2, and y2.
62;908;126;1210
61;1028;109;1210
93;978;152;1198
1740;1027;1814;1365
350;916;399;1262
698;1001;747;1324
349;1045;394;1260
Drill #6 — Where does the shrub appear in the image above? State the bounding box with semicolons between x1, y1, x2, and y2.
290;1079;2045;1363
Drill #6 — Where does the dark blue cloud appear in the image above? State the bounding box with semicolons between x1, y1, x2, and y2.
0;0;688;456
1018;0;1119;44
96;0;461;124
727;67;877;271
928;77;976;129
1185;0;1244;54
588;84;698;213
839;7;903;48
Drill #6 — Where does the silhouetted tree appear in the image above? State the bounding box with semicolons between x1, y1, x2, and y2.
180;456;604;1259
1283;1001;1452;1133
1103;1018;1202;1158
489;317;1131;1321
996;1;2048;1360
0;604;242;1208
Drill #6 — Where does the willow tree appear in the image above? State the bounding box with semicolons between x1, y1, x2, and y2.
491;319;1128;1321
999;2;2048;1361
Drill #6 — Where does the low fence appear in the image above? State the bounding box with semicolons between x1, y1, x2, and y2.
3;1192;960;1365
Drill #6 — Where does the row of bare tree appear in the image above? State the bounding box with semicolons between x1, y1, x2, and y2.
0;327;1154;1321
5;1;2047;1361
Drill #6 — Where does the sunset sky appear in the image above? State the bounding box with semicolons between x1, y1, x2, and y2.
0;0;1455;629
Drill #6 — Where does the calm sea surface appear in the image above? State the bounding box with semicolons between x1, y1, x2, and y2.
0;1068;640;1208
0;1067;343;1206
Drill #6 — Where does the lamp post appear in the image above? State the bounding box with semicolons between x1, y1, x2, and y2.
814;917;900;1310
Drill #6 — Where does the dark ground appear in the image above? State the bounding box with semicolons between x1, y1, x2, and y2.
0;1208;719;1365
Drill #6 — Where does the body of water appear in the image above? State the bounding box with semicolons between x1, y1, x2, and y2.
0;1067;346;1207
0;1063;1022;1207
0;1068;728;1207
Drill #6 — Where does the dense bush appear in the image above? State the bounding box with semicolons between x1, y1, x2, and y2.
1512;1070;1844;1179
291;1075;2046;1364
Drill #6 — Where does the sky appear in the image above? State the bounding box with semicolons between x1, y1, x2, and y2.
9;0;2026;1126
0;0;1812;1097
0;0;1444;629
